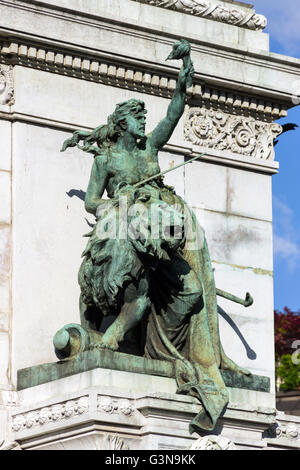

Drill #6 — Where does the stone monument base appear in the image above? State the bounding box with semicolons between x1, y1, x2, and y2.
1;358;298;450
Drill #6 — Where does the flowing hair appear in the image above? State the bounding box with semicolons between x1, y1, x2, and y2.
61;98;147;156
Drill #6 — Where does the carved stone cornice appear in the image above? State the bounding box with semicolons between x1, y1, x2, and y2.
0;38;202;101
194;86;288;122
184;106;282;161
0;37;288;123
11;396;89;433
132;0;267;31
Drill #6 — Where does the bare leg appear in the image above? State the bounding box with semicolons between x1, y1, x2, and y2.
98;275;150;351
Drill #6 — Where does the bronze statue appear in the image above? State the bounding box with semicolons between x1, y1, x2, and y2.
58;40;252;433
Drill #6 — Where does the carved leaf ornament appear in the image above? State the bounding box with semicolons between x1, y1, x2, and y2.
184;107;282;160
134;0;267;31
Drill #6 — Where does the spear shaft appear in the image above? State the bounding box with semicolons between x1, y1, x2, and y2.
133;153;205;188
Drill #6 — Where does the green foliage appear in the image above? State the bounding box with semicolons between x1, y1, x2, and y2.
274;308;300;360
274;309;300;391
277;354;300;391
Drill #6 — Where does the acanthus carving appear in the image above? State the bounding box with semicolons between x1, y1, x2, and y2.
97;396;135;417
0;64;14;105
189;435;236;450
133;0;267;31
184;107;282;161
102;434;130;450
11;396;89;433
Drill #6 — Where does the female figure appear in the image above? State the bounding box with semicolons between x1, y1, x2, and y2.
62;41;250;433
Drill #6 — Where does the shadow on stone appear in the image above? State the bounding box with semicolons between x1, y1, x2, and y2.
66;188;86;202
218;306;257;360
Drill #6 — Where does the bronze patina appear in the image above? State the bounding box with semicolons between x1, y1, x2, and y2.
57;39;253;434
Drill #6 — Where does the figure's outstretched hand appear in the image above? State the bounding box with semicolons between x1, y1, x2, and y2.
178;62;194;90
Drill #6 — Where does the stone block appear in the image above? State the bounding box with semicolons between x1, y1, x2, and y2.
185;160;227;212
12;67;184;147
0;282;10;331
0;172;11;224
227;167;272;222
193;208;273;271
11;123;92;377
219;312;275;394
213;262;275;390
0;226;10;329
213;261;274;319
0;120;11;171
0;331;9;386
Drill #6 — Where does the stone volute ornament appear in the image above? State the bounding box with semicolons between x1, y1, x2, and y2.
54;39;256;437
132;0;267;31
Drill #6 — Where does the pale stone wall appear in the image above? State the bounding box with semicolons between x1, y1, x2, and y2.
0;116;12;390
0;0;300;449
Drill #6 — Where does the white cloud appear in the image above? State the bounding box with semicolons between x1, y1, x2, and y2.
273;235;300;271
253;0;300;57
273;196;300;270
273;196;293;218
274;235;300;257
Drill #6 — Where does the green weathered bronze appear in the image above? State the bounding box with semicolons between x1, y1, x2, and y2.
17;348;270;394
58;39;255;434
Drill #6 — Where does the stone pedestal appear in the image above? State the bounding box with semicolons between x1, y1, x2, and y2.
1;366;298;450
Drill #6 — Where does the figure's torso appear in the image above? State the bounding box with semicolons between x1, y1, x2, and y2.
105;137;161;197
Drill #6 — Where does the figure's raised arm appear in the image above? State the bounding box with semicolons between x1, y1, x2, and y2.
149;40;194;151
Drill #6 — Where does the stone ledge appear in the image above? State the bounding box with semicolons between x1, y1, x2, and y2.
0;111;280;173
17;349;270;393
9;375;278;449
0;37;291;119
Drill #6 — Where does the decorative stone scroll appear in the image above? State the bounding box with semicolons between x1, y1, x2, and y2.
0;64;14;105
133;0;267;31
189;435;236;450
11;396;89;433
184;107;282;160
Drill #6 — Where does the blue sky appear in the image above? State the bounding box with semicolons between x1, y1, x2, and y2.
252;1;300;311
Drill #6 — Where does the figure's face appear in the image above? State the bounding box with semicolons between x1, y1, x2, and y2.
125;111;146;139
